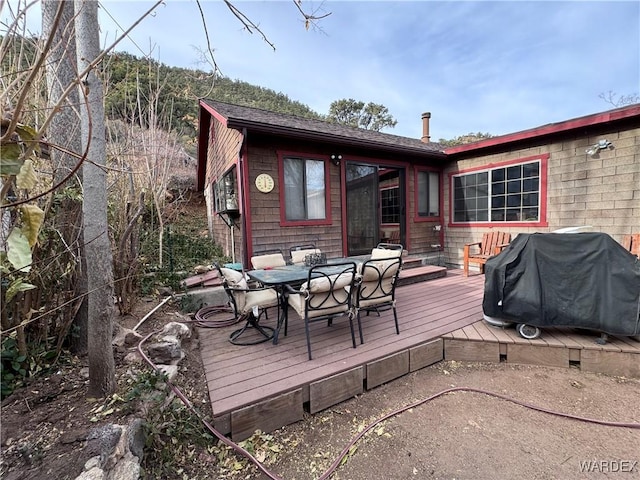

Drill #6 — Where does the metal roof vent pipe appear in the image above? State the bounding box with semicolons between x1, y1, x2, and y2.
421;112;431;143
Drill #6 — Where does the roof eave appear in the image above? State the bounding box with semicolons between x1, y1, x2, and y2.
445;104;640;155
226;118;447;159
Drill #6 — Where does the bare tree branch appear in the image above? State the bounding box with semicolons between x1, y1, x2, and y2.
2;0;165;159
292;0;332;30
222;0;276;51
599;90;640;108
1;0;64;143
219;0;330;50
195;0;220;75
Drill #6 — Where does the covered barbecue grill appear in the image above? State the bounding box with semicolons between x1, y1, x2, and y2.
482;232;640;339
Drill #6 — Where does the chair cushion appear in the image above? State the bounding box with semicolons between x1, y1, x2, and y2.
302;271;353;293
220;267;248;311
360;260;400;281
358;292;393;308
357;279;394;306
288;290;350;318
354;259;399;309
251;253;286;269
291;248;322;264
371;248;402;259
221;267;245;286
243;288;279;314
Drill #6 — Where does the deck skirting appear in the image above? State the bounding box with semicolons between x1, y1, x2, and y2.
212;337;445;441
443;320;640;378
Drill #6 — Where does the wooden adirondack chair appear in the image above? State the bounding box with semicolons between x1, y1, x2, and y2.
463;231;511;277
622;233;640;257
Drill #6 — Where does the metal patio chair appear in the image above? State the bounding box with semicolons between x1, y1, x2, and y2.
372;244;404;259
215;263;280;345
285;261;358;360
353;256;403;344
250;249;287;269
289;244;322;265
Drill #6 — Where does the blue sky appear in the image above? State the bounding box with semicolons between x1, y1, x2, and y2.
8;0;640;140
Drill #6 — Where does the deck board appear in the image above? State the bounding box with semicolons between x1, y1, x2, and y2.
199;269;640;440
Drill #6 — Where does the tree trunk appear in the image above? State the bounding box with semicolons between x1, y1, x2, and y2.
75;0;116;397
42;0;88;355
42;0;82;185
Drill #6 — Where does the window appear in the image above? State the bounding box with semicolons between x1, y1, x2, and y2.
380;187;400;224
283;157;326;221
417;170;439;217
452;159;541;223
214;167;238;214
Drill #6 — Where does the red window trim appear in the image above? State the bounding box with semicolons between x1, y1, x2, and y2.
448;153;549;228
277;150;332;227
413;165;442;223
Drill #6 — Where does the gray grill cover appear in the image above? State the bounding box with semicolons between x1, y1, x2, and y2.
483;233;640;336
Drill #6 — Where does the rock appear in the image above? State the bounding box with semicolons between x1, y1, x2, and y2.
84;457;101;470
107;452;140;480
145;342;183;364
153;323;191;361
112;327;143;348
80;424;123;469
156;364;179;382
157;322;191;342
76;466;105;480
127;419;146;460
157;287;173;297
124;331;144;348
103;425;129;471
73;420;146;479
123;352;144;365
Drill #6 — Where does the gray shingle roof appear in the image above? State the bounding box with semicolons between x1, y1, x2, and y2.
201;99;446;158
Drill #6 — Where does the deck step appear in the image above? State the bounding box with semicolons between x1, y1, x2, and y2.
401;256;424;269
398;265;447;286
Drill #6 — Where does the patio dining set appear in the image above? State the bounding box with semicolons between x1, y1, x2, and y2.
215;243;404;360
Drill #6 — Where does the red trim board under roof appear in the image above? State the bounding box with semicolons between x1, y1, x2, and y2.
445;104;640;155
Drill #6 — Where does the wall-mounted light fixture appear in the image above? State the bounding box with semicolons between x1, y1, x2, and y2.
585;139;613;158
330;153;343;166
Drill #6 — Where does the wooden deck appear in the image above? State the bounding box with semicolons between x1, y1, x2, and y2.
198;269;640;441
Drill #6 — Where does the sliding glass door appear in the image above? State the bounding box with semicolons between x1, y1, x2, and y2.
345;162;405;255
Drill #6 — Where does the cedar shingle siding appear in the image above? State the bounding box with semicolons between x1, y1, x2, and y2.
444;123;640;269
199;100;639;270
206;118;243;262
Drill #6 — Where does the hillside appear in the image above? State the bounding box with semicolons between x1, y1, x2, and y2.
1;36;324;151
104;51;325;150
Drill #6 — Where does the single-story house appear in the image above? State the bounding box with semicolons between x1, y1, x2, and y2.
197;99;640;271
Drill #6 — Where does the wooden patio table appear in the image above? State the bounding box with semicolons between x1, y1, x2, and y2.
247;258;367;345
